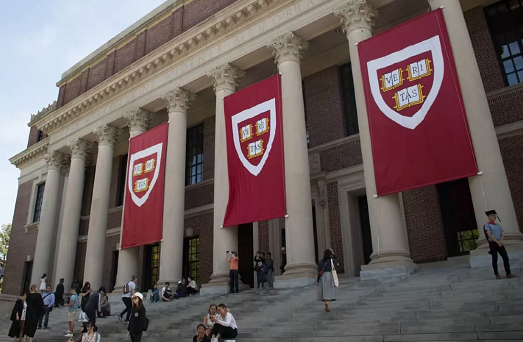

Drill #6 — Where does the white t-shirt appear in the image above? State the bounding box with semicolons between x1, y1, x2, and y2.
188;280;196;288
217;312;238;330
122;281;136;298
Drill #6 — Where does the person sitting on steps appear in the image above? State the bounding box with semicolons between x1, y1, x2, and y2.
203;304;218;337
193;324;211;342
210;303;238;342
149;283;160;303
187;277;198;296
161;283;173;302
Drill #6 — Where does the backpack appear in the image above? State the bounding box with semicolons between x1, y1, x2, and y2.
123;283;129;294
143;316;150;332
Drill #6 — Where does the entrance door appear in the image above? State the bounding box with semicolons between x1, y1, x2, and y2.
237;223;254;288
437;178;479;256
110;251;119;291
143;244;160;291
21;261;33;296
183;237;200;283
358;196;373;265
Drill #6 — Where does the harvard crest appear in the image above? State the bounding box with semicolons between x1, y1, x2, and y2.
231;98;277;176
128;143;163;207
367;35;444;129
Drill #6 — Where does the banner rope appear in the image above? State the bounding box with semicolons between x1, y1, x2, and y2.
478;172;489;210
376;195;381;257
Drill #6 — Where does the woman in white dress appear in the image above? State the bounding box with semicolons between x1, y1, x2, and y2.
39;274;47;294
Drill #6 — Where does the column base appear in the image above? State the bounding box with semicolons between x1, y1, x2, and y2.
274;262;317;289
469;239;523;268
360;252;417;281
199;272;250;296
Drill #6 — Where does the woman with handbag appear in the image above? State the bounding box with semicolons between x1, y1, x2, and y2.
317;249;338;312
128;292;147;342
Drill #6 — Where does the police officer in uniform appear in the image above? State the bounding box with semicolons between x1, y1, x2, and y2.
483;210;515;279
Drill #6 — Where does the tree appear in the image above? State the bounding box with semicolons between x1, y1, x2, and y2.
0;223;11;262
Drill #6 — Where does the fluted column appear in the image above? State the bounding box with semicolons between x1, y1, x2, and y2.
335;1;416;279
159;88;194;285
55;139;90;287
267;33;317;287
114;109;149;292
84;124;121;289
427;0;523;258
32;151;65;286
201;64;243;294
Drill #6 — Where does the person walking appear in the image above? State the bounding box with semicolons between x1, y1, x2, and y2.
254;252;266;288
265;252;274;288
8;293;27;342
55;278;65;308
79;282;91;323
84;287;106;325
280;247;287;274
128;292;147;342
484;210;516;279
37;285;55;329
227;251;239;294
317;249;338;313
64;286;79;338
210;303;238;342
119;275;136;323
24;285;43;342
39;274;47;294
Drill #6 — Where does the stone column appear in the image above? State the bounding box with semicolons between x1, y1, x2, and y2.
267;33;318;287
427;0;523;261
54;140;90;287
200;64;243;295
335;1;416;279
114;109;149;292
158;88;194;285
84;124;121;289
32;151;64;286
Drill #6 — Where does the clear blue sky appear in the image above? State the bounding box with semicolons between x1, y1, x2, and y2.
0;0;166;225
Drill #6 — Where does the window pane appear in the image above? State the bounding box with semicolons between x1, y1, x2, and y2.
509;41;521;54
504;59;515;73
185;124;204;185
508;73;519;85
514;56;523;70
501;45;511;58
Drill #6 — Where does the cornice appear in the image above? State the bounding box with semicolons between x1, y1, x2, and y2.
9;138;49;170
32;0;281;134
29;101;57;126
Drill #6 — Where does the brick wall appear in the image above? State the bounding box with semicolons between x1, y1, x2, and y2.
402;186;448;263
203;116;216;181
488;89;523;127
185;212;213;284
58;0;240;108
2;181;37;295
27;126;39;148
258;221;269;253
320;139;363;173
185;183;214;210
499;135;523;233
464;6;505;93
107;209;123;229
303;66;346;148
327;182;344;273
101;235;120;291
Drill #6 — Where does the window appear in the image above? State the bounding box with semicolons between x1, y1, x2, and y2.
185;124;204;185
33;183;45;223
485;0;523;86
183;237;199;283
339;63;359;136
37;130;45;142
116;154;128;206
144;244;160;290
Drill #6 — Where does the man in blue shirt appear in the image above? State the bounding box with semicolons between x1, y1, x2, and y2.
484;210;515;280
38;285;55;329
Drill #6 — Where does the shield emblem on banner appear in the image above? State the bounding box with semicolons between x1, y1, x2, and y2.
231;98;277;176
367;35;444;130
127;143;163;207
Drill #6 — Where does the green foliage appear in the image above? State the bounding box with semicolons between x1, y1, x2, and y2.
0;223;11;261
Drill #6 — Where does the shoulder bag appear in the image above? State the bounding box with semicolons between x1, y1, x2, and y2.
331;259;339;287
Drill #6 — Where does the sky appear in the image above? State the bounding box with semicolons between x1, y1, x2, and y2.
0;0;166;226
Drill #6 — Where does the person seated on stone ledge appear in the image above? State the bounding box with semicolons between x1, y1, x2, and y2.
210;303;238;342
175;280;188;299
150;283;160;303
187;277;198;296
97;295;110;318
193;324;211;342
161;282;173;302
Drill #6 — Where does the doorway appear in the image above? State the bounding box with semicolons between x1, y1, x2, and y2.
437;178;479;256
358;196;373;265
183;237;199;283
143;244;160;291
21;261;33;296
110;251;119;292
237;223;254;288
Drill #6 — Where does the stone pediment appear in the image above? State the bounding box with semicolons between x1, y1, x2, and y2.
9;138;49;169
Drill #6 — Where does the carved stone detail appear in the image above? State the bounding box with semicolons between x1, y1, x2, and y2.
44;151;65;171
162;88;195;113
68;139;90;160
94;124;121;147
206;64;244;92
267;32;308;65
124;108;149;133
309;152;321;175
334;0;377;33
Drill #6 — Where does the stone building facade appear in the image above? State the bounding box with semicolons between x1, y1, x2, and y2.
4;0;523;295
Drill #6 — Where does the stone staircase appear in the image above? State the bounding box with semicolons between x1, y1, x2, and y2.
1;263;522;342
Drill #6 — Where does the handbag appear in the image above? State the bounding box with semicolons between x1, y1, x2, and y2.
331;259;339;287
317;260;328;283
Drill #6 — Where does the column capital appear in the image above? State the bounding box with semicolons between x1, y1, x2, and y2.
334;0;377;33
207;64;244;93
162;87;195;113
94;124;121;147
62;160;71;176
68;139;91;160
44;151;65;171
124;108;149;133
267;32;308;65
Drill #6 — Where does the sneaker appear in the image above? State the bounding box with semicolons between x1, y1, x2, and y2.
211;338;219;342
65;331;71;334
65;333;73;337
118;313;122;322
507;274;516;278
495;275;502;279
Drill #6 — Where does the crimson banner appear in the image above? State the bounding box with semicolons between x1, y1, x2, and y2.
121;123;168;249
223;75;286;226
358;9;478;196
